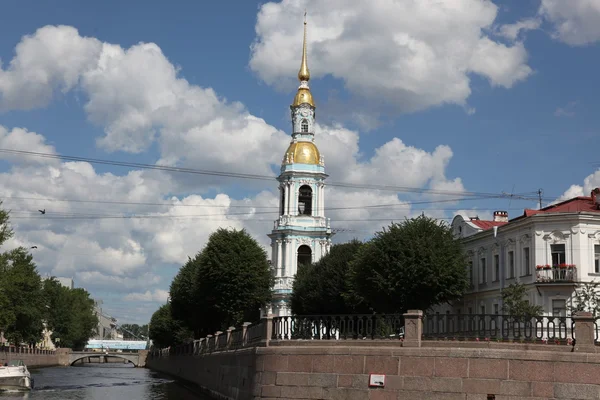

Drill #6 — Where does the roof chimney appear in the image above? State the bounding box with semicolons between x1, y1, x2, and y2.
592;188;600;209
493;211;508;223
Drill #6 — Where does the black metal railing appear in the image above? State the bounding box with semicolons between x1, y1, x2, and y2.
423;313;574;342
272;314;405;340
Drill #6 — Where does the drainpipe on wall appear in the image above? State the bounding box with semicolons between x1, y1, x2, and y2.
494;226;505;313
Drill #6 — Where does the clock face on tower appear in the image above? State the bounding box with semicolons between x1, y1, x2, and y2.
301;109;309;117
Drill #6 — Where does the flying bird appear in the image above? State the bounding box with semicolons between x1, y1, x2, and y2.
30;246;37;249
38;209;45;214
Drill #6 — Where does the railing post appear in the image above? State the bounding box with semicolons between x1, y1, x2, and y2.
403;310;423;347
261;314;273;347
214;331;222;350
242;322;251;346
226;326;235;349
573;311;597;353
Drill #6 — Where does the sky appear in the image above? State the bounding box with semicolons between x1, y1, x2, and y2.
1;0;600;324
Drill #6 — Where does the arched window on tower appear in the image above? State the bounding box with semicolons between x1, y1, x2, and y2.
297;245;312;268
298;185;312;215
301;119;309;133
280;190;286;215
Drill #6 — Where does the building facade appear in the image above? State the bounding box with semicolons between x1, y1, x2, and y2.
447;188;600;317
266;18;333;317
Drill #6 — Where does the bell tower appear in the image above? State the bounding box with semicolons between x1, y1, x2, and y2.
267;15;333;317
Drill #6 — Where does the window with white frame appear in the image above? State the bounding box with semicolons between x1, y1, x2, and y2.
494;304;499;315
595;245;600;273
480;258;487;283
494;254;499;281
523;247;530;275
551;244;566;266
480;305;485;314
508;251;515;278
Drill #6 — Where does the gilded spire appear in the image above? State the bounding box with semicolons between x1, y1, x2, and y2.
298;11;310;82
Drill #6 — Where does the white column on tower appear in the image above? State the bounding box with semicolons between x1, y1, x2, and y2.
276;239;283;277
319;183;325;217
285;239;292;277
290;238;297;276
285;183;290;216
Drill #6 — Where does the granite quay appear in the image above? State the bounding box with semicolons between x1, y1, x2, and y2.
0;346;63;368
146;310;600;399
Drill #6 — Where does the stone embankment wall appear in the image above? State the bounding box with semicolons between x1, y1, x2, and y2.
0;347;67;368
147;344;600;400
147;347;258;400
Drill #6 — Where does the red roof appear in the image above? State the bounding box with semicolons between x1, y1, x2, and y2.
469;219;508;230
466;189;600;232
521;196;600;216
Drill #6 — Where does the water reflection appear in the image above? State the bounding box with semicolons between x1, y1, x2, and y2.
0;364;208;399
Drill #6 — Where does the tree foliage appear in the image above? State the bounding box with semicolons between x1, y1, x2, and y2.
501;282;543;318
149;304;191;348
43;279;98;350
150;228;273;347
169;257;201;336
348;216;469;313
194;228;273;334
569;281;600;316
291;240;368;315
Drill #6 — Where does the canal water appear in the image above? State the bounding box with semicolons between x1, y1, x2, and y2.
0;364;211;399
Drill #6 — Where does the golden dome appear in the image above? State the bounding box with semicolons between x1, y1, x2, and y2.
284;141;320;165
292;88;314;107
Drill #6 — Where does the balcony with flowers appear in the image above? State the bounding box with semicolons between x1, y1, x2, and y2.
535;264;577;284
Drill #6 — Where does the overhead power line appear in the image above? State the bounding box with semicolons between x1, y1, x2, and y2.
0;148;553;200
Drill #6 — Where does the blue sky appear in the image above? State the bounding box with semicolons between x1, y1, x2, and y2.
0;0;599;323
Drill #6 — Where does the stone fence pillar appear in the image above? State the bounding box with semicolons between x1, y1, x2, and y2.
226;326;235;349
242;322;251;345
260;314;273;347
403;310;423;347
573;311;597;353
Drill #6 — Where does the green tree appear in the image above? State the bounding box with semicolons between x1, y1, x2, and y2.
0;248;45;345
43;278;98;350
501;282;543;318
569;281;600;316
348;216;469;313
149;304;191;348
193;228;273;335
169;257;201;336
291;240;368;315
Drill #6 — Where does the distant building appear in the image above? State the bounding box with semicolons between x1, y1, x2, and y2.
92;300;122;340
444;188;600;317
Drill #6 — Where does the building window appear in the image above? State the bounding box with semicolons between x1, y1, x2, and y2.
280;191;285;215
494;254;499;281
457;308;462;315
468;307;472;315
301;119;309;133
595;245;600;273
468;262;473;286
480;258;487;284
523;247;530;275
480;305;485;315
494;304;499;315
551;244;566;266
297;245;312;267
552;299;566;318
298;185;312;215
508;251;515;278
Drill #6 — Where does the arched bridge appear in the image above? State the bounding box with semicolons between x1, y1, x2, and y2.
69;350;148;367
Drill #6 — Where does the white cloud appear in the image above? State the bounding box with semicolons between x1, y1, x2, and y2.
498;18;542;41
540;0;600;46
249;0;532;119
554;101;578;117
0;25;289;182
0;126;58;166
124;289;169;303
557;170;600;201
